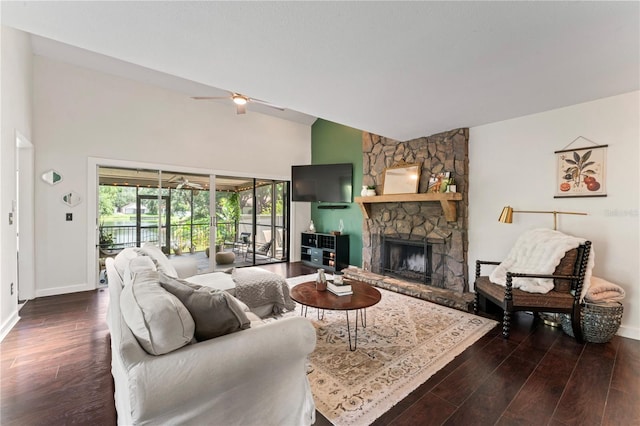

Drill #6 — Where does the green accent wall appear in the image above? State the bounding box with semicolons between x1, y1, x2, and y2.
311;119;363;267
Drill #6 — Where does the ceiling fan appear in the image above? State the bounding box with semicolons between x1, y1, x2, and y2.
191;91;284;115
170;176;203;190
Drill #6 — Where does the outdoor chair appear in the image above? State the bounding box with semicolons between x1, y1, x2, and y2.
234;232;251;255
474;240;592;342
245;240;273;260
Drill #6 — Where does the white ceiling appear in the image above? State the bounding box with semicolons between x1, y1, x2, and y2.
3;1;639;141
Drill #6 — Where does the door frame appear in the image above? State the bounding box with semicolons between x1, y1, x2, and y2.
87;157;291;287
16;131;35;302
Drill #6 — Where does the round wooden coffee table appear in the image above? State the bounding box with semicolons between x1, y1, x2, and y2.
290;280;381;351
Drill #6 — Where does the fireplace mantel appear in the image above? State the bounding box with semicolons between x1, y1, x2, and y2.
355;193;463;222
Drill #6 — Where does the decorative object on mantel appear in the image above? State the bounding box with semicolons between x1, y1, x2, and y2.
382;162;420;195
61;191;82;207
365;185;376;196
555;136;607;198
498;206;587;231
446;178;456;193
428;171;451;193
41;169;63;185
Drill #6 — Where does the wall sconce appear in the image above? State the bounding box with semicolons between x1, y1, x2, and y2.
498;206;587;230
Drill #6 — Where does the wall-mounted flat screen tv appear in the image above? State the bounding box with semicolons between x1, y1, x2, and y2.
291;163;353;203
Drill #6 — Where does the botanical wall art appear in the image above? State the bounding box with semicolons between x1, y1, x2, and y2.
555;138;607;198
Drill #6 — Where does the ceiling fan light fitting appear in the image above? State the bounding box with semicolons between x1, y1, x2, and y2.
232;94;248;105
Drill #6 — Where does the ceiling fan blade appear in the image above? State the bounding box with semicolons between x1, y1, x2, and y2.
176;182;185;189
249;98;285;111
191;96;230;100
236;103;246;115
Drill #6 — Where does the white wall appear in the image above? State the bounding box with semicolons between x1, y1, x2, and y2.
33;55;311;296
0;26;33;339
469;91;639;340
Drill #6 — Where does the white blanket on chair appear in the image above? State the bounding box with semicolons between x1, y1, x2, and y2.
489;228;594;300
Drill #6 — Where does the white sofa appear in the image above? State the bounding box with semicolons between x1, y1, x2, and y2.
105;248;317;426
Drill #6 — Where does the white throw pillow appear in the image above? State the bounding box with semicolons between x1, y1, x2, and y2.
140;243;179;278
113;248;142;281
120;269;195;355
123;256;157;288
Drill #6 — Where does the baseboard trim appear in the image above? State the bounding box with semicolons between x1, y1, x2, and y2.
617;324;639;341
0;311;20;342
36;283;95;298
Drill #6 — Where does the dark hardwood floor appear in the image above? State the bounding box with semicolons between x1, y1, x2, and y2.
1;262;638;425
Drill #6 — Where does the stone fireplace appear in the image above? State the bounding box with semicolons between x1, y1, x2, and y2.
360;128;469;293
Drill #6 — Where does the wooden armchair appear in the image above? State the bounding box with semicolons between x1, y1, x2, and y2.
474;241;591;342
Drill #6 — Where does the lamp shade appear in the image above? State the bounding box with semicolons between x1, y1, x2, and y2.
498;206;514;224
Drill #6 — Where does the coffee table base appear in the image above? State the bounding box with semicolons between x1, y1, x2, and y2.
300;306;368;351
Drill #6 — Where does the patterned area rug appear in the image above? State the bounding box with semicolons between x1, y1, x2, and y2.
286;275;497;426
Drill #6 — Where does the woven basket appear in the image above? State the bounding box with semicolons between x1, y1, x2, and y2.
561;302;623;343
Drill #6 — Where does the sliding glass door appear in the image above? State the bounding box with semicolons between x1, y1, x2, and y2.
97;167;212;281
215;176;289;269
97;167;289;283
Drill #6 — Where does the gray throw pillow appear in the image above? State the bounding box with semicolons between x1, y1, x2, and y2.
159;272;251;341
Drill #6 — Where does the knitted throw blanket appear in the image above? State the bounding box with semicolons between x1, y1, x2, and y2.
489;228;594;300
232;267;296;314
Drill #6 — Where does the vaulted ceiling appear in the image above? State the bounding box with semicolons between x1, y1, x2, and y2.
3;1;639;141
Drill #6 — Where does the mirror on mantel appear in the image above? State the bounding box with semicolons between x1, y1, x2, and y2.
382;163;421;195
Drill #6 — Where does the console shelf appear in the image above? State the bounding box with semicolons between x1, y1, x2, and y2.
300;232;349;272
355;192;463;222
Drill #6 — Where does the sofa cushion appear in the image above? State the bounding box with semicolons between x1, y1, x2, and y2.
159;273;251;341
123;256;157;287
120;269;195;355
140;243;179;277
184;272;236;294
113;248;142;281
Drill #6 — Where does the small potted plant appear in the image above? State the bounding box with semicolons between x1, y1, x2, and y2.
99;228;114;249
366;185;376;196
172;241;186;256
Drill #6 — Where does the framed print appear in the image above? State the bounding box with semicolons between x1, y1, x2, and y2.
555;145;607;198
427;171;450;193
